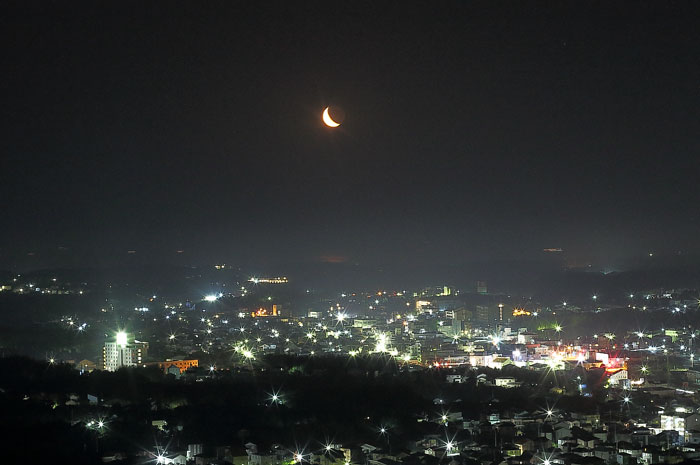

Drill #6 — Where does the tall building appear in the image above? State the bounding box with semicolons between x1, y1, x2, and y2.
103;332;149;371
475;305;490;327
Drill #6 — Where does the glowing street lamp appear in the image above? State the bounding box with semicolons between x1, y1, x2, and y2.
116;331;128;348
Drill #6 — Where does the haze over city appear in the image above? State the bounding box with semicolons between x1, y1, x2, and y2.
4;1;700;277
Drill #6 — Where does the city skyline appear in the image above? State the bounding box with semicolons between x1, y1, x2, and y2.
4;3;700;465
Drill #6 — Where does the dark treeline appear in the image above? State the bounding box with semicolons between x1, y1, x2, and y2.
0;353;604;465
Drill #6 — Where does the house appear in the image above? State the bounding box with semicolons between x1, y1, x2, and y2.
513;438;534;455
495;378;518;388
311;448;347;465
76;359;97;372
617;442;642;460
593;446;615;463
571;427;597;449
502;444;521;457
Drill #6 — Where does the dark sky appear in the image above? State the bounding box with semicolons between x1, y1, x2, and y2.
3;1;700;270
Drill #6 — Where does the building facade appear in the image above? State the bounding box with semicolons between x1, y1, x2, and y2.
103;340;149;371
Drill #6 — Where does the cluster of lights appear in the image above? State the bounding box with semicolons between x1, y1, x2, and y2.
203;293;223;302
86;419;106;429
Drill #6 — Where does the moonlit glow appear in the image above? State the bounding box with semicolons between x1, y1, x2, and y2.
322;107;340;128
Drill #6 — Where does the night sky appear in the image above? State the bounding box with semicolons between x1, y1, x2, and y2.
3;1;700;271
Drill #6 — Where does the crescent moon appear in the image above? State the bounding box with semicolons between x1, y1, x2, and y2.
322;107;341;128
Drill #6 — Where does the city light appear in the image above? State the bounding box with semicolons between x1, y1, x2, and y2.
6;6;698;465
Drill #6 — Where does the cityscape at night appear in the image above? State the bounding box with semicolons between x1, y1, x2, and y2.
3;2;700;465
